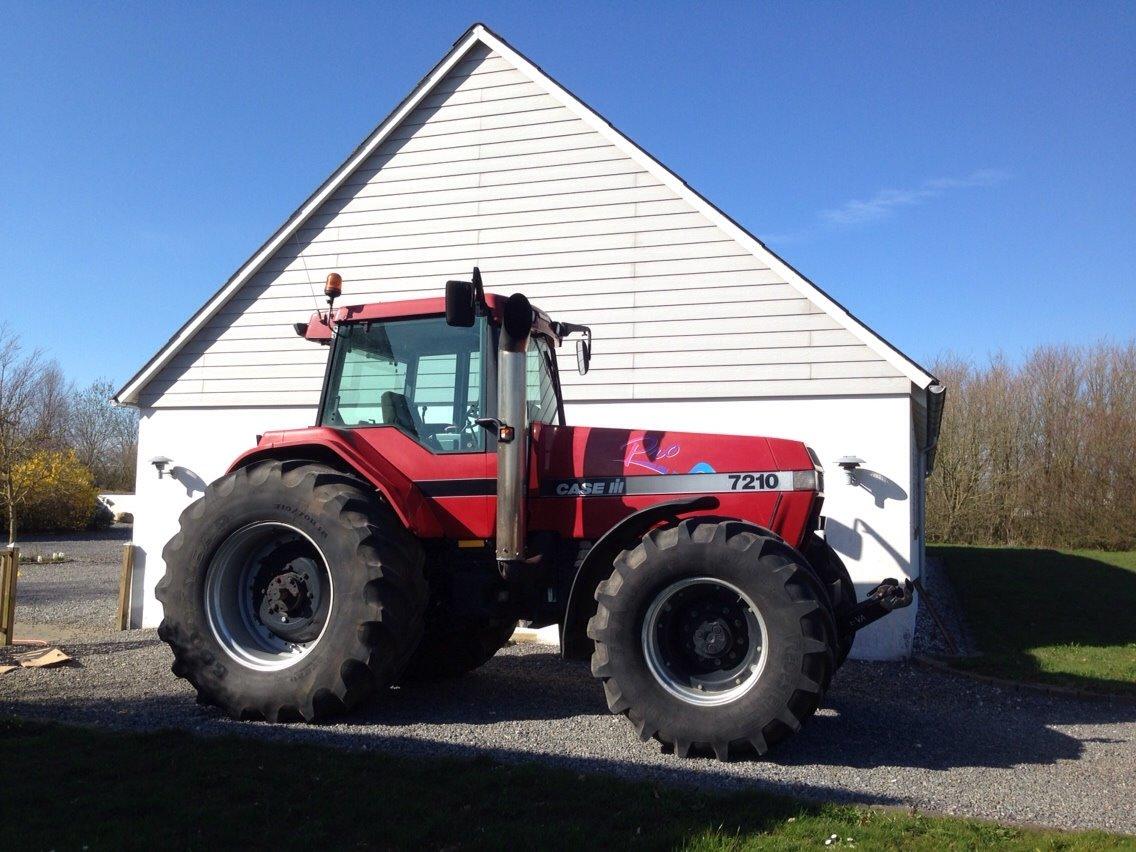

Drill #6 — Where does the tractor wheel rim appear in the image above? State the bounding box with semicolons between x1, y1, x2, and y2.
641;576;768;707
204;522;333;672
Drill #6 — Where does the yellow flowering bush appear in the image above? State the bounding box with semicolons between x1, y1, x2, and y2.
3;450;99;533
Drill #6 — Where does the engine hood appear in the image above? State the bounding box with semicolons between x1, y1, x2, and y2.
532;423;815;481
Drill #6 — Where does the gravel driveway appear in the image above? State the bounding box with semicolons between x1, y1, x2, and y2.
1;629;1133;835
5;527;128;643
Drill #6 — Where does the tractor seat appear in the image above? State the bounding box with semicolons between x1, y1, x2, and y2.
381;391;440;449
381;391;420;437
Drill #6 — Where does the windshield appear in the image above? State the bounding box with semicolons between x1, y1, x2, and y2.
320;315;485;453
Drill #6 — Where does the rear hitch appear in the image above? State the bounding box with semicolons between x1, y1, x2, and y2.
839;577;915;636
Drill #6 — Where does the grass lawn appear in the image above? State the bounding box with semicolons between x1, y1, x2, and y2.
929;546;1136;696
0;718;1129;851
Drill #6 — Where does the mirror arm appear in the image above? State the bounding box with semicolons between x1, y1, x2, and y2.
552;320;591;340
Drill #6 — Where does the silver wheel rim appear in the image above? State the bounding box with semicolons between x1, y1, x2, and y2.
641;576;768;707
203;522;333;672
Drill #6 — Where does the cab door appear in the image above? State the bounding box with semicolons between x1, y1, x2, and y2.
320;314;493;538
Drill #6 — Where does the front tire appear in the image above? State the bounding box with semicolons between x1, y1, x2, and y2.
587;518;836;760
156;460;427;722
801;534;857;666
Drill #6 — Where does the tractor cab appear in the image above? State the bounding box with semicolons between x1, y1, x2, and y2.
309;289;569;456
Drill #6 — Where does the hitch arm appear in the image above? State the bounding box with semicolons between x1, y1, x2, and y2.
839;577;915;636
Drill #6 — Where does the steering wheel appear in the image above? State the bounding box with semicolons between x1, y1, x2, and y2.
443;401;482;450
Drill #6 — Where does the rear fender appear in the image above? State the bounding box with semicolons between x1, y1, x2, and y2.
228;431;428;534
560;495;720;661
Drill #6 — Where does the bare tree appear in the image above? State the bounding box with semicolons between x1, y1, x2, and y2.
69;378;139;491
28;361;72;451
927;341;1136;549
0;326;57;545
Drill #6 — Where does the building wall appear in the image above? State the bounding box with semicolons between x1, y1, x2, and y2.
133;393;919;660
130;405;314;629
139;42;907;409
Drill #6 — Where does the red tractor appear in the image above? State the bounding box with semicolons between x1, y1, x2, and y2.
157;270;913;759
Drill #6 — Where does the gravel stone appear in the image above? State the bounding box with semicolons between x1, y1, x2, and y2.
1;531;1133;835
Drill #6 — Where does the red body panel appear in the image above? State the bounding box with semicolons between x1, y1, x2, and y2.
229;426;486;538
231;422;819;548
526;424;816;547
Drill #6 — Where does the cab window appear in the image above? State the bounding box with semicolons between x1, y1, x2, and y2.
525;336;561;425
321;316;485;453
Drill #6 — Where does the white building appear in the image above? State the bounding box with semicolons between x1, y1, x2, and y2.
115;23;943;660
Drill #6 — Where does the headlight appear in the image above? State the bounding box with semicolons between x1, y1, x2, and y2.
792;469;819;491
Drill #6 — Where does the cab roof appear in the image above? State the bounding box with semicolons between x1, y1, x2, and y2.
302;292;561;344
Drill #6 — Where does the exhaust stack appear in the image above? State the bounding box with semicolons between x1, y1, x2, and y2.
495;293;533;565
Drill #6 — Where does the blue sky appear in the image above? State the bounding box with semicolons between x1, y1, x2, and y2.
2;1;1133;390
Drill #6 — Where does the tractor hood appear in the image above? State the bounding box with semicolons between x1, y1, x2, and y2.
531;423;818;488
528;423;822;545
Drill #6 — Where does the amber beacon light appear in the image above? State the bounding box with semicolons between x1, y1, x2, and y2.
325;272;343;310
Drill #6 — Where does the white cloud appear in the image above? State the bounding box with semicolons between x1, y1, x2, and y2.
819;169;1009;227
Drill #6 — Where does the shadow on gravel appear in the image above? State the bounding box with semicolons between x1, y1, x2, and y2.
361;652;609;725
4;638;1135;781
777;666;1136;772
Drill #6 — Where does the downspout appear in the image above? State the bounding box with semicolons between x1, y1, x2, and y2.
923;382;947;476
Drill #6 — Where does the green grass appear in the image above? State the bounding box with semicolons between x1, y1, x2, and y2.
0;717;1129;851
929;546;1136;695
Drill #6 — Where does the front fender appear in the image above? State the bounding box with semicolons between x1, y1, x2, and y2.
559;495;719;661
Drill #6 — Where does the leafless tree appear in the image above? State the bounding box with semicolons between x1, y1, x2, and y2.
0;326;59;545
68;379;139;491
28;361;72;451
927;341;1136;549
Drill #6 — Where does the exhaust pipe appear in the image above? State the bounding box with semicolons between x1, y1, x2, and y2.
495;293;533;565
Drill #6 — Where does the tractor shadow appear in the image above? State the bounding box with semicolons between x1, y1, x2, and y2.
355;651;609;726
344;647;1136;774
774;659;1136;771
1;635;1133;802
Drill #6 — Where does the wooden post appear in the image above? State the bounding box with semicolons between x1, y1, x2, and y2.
0;547;18;646
117;543;135;631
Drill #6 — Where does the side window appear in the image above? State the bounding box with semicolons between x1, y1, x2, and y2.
525;337;561;425
334;343;407;426
413;353;458;426
322;317;485;453
467;350;482;418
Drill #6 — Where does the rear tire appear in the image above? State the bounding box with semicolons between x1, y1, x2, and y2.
156;460;427;722
401;618;517;681
587;518;836;760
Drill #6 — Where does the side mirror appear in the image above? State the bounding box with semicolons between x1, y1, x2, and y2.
576;338;591;375
445;279;475;327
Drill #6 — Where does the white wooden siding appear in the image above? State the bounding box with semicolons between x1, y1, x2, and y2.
141;43;905;407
